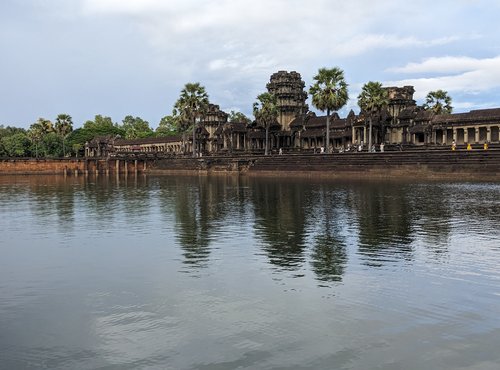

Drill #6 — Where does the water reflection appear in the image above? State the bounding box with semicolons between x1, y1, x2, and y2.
308;188;348;284
250;178;309;271
351;183;415;267
1;175;500;369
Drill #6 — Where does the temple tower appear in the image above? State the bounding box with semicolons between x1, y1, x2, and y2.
200;104;228;152
384;86;417;125
266;71;308;131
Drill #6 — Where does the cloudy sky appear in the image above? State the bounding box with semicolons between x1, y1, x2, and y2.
2;0;500;129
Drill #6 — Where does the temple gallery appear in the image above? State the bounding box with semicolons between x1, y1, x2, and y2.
86;71;500;157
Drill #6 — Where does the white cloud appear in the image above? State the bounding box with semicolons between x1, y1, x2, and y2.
385;55;500;99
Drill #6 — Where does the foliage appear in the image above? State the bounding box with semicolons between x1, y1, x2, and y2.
423;90;453;114
357;81;389;113
41;132;63;157
1;132;30;157
54;114;73;156
228;110;251;124
66;115;124;157
253;92;278;155
156;115;180;136
309;67;349;114
174;83;210;130
122;115;154;139
309;67;349;152
357;81;389;149
174;83;209;156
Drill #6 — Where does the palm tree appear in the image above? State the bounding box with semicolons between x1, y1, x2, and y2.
253;92;278;156
358;81;389;150
423;90;453;114
54;114;73;157
174;83;209;157
27;118;52;158
309;67;349;153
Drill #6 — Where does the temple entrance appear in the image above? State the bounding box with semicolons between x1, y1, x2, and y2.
491;126;499;142
479;127;487;143
446;129;453;144
467;128;475;143
415;133;425;144
456;129;465;145
435;129;444;144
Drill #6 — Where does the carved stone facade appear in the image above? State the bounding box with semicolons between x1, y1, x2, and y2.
85;71;500;157
266;71;308;131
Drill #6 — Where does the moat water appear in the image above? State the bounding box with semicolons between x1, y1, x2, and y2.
0;175;499;370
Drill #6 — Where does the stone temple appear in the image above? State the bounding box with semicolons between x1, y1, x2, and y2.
85;71;500;157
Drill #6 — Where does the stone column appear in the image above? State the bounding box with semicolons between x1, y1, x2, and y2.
134;160;138;175
487;126;491;142
464;127;469;144
363;127;367;144
116;159;120;174
475;128;480;143
453;128;457;142
442;130;446;145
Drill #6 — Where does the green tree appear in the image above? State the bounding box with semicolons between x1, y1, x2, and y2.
358;81;389;150
253;92;278;156
423;90;453;114
54;114;73;157
41;131;63;157
122;115;154;139
228;110;251;124
83;115;115;131
174;83;210;157
309;67;349;153
156;114;180;136
28;118;53;158
1;132;30;157
66;115;124;157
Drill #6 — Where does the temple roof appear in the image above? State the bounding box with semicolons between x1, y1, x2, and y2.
115;136;182;146
432;108;500;124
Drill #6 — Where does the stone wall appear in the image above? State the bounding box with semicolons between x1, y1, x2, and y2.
0;158;86;175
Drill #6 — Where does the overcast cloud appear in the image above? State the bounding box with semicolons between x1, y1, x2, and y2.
1;0;500;128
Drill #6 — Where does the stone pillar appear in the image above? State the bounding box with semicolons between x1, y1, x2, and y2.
453;128;457;142
475;128;480;143
124;161;128;175
442;130;446;145
363;127;367;144
134;160;138;175
116;159;120;174
464;127;469;144
487;126;491;142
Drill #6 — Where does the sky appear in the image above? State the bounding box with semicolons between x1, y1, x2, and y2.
1;0;500;129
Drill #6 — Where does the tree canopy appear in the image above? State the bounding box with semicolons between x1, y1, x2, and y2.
253;92;278;155
174;82;209;157
122;115;154;139
309;67;349;152
423;90;453;114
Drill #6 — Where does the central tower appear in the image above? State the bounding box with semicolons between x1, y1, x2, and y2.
266;71;308;131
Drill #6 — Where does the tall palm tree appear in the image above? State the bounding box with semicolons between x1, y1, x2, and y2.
253;92;278;156
54;114;73;157
28;118;52;158
423;90;453;114
309;67;349;153
358;81;389;150
174;83;209;157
